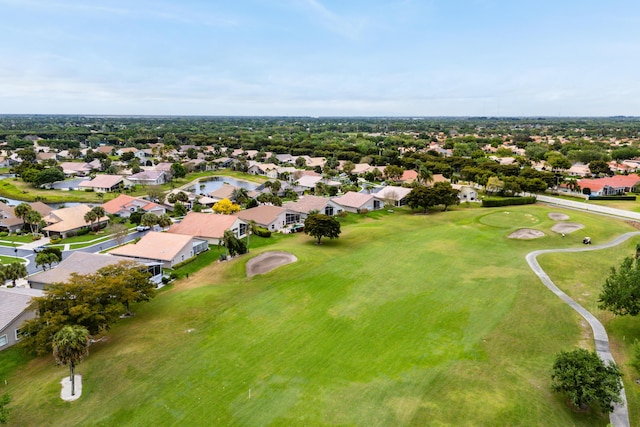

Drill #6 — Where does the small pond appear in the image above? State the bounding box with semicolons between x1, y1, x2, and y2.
188;176;259;196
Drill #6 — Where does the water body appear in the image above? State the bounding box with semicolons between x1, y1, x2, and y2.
188;176;259;195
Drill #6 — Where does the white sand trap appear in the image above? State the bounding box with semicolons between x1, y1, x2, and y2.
548;212;570;221
246;251;298;277
551;222;585;234
509;229;545;239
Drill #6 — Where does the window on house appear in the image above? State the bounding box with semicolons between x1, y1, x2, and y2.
15;329;22;341
0;334;7;347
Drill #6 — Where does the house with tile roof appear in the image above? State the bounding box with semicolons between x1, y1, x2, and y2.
236;205;291;232
59;162;95;177
0;287;44;351
28;251;163;290
101;194;166;217
372;186;412;207
126;170;167;186
78;174;131;193
43;204;109;238
0;201;53;233
167;212;247;244
283;195;343;217
578;174;640;196
109;231;208;269
332;191;383;213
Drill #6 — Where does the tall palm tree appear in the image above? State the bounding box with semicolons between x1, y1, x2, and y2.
24;209;42;234
53;325;90;397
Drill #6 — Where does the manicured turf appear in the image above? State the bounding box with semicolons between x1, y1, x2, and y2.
0;205;634;426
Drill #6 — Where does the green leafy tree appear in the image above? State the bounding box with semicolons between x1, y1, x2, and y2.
35;252;59;271
223;230;247;256
20;262;155;355
599;256;640;316
432;181;460;211
304;213;341;244
35;168;65;187
157;214;173;229
588;160;613;177
173;202;187;217
140;212;159;227
384;165;404;181
171;162;187;179
551;348;622;413
53;325;90;397
405;185;436;213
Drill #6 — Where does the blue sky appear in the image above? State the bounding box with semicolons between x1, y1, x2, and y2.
1;0;639;116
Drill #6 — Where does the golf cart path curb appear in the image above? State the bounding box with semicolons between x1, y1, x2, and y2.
526;231;640;427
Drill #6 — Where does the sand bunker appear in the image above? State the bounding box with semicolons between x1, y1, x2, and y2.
551;222;585;234
548;212;570;221
246;251;298;277
509;229;545;239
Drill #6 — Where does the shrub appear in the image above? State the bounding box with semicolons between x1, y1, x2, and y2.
252;226;271;238
0;231;7;237
481;196;537;207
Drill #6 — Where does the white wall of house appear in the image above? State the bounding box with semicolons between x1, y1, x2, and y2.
0;310;35;351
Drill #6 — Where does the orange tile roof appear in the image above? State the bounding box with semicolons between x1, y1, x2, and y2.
168;212;241;239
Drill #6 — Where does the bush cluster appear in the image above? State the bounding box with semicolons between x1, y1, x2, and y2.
481;196;536;207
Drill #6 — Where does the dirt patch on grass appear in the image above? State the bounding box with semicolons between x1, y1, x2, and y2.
548;212;570;221
508;229;545;239
246;251;298;277
550;222;585;234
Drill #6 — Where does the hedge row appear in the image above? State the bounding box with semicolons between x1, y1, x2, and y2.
588;195;637;201
252;226;271;238
481;197;537;207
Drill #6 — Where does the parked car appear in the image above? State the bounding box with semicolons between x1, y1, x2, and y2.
136;225;150;232
33;246;48;253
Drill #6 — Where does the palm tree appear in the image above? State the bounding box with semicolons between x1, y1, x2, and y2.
24;209;42;234
84;210;98;232
53;325;90;397
231;187;249;205
2;262;27;287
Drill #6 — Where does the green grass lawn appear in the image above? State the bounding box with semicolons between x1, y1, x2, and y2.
0;204;634;426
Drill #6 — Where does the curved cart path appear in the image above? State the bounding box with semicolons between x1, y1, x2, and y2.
526;231;640;427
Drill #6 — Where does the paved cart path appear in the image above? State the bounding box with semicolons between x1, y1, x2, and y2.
526;232;640;427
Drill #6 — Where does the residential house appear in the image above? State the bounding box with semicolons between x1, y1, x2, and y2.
109;232;208;269
0;201;52;233
78;174;131;193
167;212;247;244
115;147;145;160
567;163;591;177
578;174;640;196
332;191;383;213
373;186;412;207
43;204;109;238
452;184;479;202
247;162;279;178
397;169;418;185
96;145;115;155
126;170;167;186
36;152;57;162
101;194;166;217
237;205;291;232
283;195;343;218
59;162;94;177
0;287;44;351
28;251;163;290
